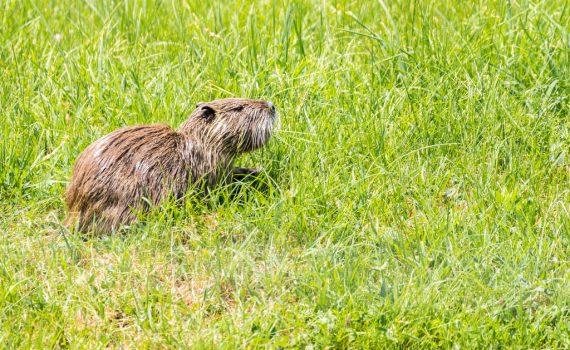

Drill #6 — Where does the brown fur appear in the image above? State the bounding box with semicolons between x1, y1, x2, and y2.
65;98;277;233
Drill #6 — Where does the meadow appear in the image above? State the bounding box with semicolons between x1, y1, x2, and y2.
1;0;569;348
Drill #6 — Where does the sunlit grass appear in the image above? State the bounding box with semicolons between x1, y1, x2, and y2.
1;0;569;347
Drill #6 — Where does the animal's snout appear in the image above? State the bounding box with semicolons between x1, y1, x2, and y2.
267;102;276;114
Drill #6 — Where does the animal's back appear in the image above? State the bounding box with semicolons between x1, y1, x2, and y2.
65;124;188;233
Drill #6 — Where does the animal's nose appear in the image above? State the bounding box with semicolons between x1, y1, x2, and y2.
267;102;276;114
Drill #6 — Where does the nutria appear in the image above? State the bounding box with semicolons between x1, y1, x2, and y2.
64;98;277;233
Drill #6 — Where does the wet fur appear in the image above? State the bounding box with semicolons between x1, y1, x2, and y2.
65;98;277;233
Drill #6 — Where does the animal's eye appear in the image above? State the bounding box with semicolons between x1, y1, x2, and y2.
233;105;244;112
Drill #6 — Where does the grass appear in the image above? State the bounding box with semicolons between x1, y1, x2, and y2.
1;0;569;347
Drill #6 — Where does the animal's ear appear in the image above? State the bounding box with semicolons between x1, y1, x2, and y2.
198;105;216;121
195;102;205;108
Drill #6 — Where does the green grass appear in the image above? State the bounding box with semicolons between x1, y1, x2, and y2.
1;0;569;347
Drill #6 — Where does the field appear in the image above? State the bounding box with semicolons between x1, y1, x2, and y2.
1;0;569;348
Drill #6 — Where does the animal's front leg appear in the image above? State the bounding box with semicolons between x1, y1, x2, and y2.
231;167;261;181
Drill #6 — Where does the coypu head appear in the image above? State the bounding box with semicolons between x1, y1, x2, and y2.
180;98;278;155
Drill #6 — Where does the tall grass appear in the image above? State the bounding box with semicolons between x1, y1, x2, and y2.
1;0;569;347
